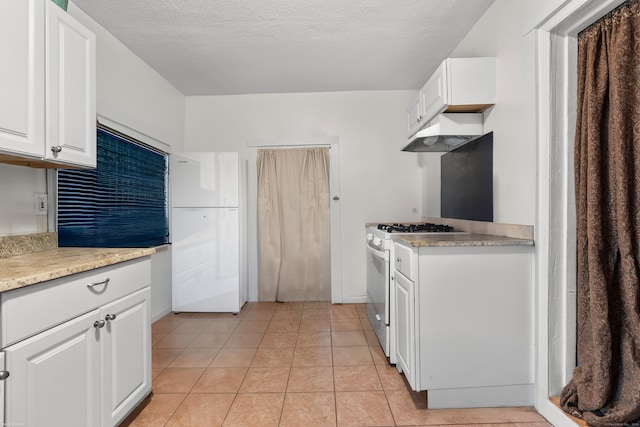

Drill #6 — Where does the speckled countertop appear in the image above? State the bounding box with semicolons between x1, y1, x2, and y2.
391;233;534;248
0;247;156;293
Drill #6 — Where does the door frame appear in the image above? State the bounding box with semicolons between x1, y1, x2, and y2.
247;137;342;303
533;0;626;425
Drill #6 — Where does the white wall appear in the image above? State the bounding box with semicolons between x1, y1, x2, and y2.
523;0;570;34
420;0;536;226
150;245;172;321
68;2;186;153
67;3;185;319
185;91;422;301
0;165;48;236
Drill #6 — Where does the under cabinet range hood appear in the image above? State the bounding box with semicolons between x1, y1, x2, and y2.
402;113;484;152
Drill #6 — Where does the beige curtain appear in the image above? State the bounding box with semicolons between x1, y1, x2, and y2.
257;147;331;301
560;1;640;425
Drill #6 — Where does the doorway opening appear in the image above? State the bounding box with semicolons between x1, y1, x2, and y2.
247;137;342;304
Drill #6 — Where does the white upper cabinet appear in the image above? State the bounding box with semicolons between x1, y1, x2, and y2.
0;0;46;158
46;2;96;167
0;0;96;168
406;91;425;138
407;57;496;138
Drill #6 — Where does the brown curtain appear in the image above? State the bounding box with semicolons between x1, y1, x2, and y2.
560;1;640;425
256;147;331;302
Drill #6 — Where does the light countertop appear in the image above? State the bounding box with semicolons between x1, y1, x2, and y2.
0;247;156;293
391;233;534;248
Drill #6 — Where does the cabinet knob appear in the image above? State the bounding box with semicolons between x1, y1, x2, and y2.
50;145;62;154
105;314;117;321
0;371;9;380
94;320;106;329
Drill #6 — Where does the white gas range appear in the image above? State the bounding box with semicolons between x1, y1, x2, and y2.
365;222;465;363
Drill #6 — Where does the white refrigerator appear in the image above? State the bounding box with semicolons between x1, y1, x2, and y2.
170;152;246;313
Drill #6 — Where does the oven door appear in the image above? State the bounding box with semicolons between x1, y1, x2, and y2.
366;242;391;356
367;244;390;324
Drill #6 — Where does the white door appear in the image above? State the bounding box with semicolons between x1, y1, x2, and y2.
172;207;240;312
4;310;102;427
395;271;417;391
101;287;151;426
0;0;45;158
0;352;5;424
45;0;96;167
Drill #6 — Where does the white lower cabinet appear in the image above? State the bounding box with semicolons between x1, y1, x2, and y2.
0;353;6;424
1;259;152;427
5;309;103;427
392;242;534;408
101;288;151;426
393;271;416;390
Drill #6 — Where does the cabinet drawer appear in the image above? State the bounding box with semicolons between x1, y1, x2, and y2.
394;243;415;280
1;258;150;348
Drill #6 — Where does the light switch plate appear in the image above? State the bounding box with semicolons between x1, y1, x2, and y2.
34;193;48;216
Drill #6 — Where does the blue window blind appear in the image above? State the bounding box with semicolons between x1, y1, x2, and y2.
57;128;168;248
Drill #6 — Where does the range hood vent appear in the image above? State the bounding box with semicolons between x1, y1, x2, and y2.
402;113;484;152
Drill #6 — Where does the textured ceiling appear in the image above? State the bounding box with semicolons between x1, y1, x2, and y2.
71;0;494;96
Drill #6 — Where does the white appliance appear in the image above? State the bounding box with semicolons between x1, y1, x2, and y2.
402;113;484;152
170;152;246;313
366;223;464;364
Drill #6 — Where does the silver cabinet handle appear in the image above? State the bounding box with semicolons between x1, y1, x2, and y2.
87;278;110;289
0;371;9;380
94;320;106;328
105;314;117;321
50;146;62;153
397;257;401;263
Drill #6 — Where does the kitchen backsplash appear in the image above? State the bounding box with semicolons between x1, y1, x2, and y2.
0;232;58;258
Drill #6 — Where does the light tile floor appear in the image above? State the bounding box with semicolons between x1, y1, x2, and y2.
120;302;552;427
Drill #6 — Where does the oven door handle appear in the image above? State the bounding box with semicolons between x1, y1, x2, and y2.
367;244;389;261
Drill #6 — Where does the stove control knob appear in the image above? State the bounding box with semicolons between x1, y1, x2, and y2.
373;237;382;247
366;233;373;241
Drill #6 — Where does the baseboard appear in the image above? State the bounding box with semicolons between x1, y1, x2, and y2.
340;295;367;304
151;307;172;323
428;384;534;409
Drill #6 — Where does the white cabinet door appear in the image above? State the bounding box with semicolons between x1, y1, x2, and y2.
45;0;96;167
100;287;151;427
170;152;239;208
0;0;45;158
420;61;449;129
406;91;424;137
0;352;5;424
394;271;417;391
4;309;102;427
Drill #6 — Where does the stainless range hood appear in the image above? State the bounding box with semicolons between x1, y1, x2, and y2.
402;113;484;152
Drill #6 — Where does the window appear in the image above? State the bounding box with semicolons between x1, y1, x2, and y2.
57;127;169;248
